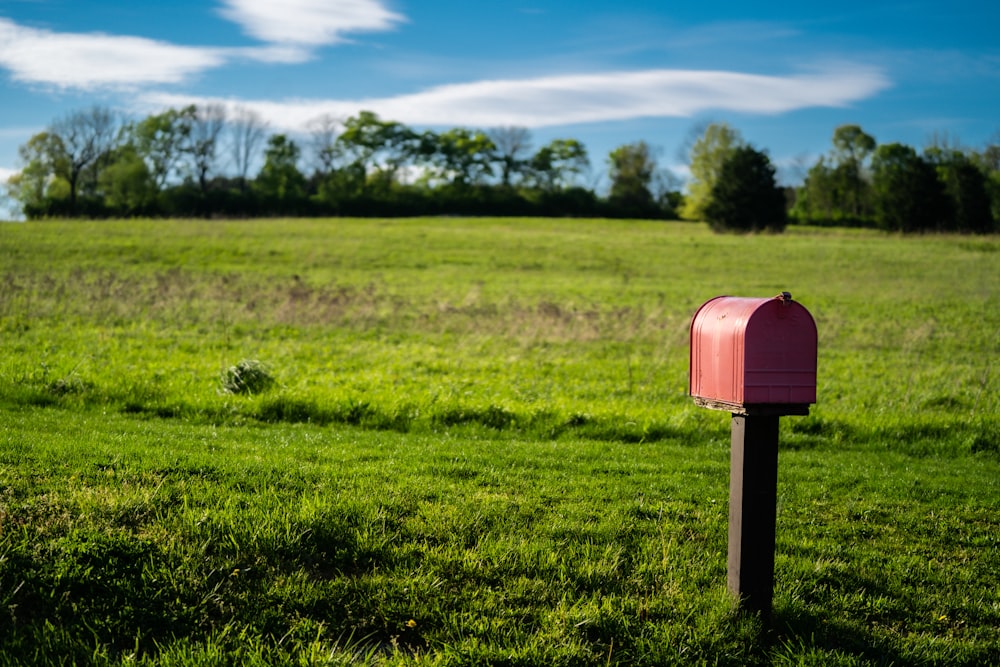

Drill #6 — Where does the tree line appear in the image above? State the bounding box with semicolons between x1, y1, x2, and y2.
677;122;1000;234
4;105;678;221
790;125;999;233
4;104;998;234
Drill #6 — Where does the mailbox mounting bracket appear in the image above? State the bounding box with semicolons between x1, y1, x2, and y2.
692;397;810;416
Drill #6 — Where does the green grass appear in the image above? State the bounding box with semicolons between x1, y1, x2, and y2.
0;217;998;665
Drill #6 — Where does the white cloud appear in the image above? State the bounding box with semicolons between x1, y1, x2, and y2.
0;167;17;183
143;65;891;131
218;0;404;46
0;1;401;91
0;18;230;89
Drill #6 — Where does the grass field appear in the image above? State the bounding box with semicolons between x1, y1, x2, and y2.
0;217;998;665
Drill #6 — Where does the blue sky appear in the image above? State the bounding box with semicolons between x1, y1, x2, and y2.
1;0;998;208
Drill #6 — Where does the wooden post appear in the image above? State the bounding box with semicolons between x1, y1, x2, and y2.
728;414;779;618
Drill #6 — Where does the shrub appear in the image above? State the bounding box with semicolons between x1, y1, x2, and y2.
220;359;276;395
705;145;787;233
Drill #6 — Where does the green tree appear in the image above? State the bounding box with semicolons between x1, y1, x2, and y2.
430;128;496;187
607;141;656;214
832;124;877;165
704;146;787;233
925;148;994;233
98;144;156;215
870;143;946;232
792;157;837;222
132;107;194;190
794;125;876;225
316;162;367;205
971;137;1000;223
254;134;306;206
49;106;120;211
7;131;70;214
530;139;590;191
308;114;364;207
652;169;684;219
336;111;419;191
489;126;533;187
831;125;876;219
681;122;743;221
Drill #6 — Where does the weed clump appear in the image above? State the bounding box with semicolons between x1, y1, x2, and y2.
220;359;276;395
48;374;90;396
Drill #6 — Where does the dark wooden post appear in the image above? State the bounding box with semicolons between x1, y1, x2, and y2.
728;413;780;619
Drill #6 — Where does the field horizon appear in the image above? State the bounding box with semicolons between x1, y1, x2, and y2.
1;217;998;665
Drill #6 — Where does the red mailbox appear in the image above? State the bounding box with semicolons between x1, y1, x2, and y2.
689;293;817;415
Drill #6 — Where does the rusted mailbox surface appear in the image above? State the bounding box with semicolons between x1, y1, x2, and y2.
689;294;817;415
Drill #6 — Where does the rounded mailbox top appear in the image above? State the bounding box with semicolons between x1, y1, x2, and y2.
689;294;817;415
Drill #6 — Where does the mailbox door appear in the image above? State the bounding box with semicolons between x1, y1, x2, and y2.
743;300;817;405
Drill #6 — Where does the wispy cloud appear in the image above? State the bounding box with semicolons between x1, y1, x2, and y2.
143;65;891;131
0;18;228;89
218;0;405;46
0;0;404;90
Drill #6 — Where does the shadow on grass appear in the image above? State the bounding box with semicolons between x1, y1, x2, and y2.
0;503;413;665
7;379;998;456
771;605;903;666
771;602;999;667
